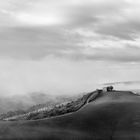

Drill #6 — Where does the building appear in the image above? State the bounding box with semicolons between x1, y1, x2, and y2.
103;86;113;92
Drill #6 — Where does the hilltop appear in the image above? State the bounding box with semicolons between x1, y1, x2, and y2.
0;87;140;139
0;87;138;122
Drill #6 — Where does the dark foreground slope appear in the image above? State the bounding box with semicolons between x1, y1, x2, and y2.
0;91;140;140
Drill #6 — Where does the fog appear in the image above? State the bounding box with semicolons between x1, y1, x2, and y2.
0;57;139;97
0;0;140;113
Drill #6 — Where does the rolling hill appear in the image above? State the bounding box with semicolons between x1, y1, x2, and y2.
0;90;98;121
0;89;139;139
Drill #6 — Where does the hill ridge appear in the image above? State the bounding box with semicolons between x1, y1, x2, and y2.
0;89;140;139
0;90;100;121
0;88;138;121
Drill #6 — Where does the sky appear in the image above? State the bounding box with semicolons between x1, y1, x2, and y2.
0;0;140;96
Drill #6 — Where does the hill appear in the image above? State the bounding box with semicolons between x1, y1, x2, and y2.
0;93;82;120
0;89;139;139
0;90;98;121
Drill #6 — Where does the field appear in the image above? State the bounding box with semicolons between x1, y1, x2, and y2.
0;91;139;140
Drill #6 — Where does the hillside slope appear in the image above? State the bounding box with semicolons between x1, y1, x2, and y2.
1;90;98;121
0;90;139;140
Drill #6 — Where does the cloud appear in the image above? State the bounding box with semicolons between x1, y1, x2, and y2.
0;0;126;26
0;0;137;63
1;25;140;62
0;26;82;59
1;0;140;104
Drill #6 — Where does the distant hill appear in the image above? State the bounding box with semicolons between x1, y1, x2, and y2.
0;92;80;115
0;90;98;121
0;92;81;120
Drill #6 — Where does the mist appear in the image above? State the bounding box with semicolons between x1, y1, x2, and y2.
0;0;140;114
0;56;139;97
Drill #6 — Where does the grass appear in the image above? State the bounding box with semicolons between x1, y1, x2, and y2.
0;91;139;139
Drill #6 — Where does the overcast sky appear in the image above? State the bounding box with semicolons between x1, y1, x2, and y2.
0;0;140;96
